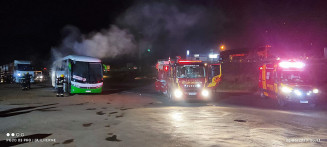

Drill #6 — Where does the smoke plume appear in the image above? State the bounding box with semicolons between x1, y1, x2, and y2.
52;25;136;60
52;1;226;61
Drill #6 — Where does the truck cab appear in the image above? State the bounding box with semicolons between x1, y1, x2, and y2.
13;60;35;83
156;59;217;101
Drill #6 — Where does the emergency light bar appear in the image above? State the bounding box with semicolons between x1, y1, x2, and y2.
178;60;202;63
279;61;305;68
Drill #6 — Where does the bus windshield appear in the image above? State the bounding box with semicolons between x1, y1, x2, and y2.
17;64;33;71
72;62;102;83
176;65;205;78
280;71;309;84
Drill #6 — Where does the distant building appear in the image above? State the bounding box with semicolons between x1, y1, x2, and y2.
220;45;272;62
186;50;220;63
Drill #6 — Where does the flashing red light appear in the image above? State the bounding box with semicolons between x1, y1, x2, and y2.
43;68;47;70
279;61;305;68
178;60;202;63
164;65;169;72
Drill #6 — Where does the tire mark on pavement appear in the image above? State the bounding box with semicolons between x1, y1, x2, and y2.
0;103;59;117
62;139;74;144
120;108;133;111
116;113;124;118
109;112;118;114
106;135;121;142
96;111;105;115
83;123;93;127
234;119;247;122
37;107;61;112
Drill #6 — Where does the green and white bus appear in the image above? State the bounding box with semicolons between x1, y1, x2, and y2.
51;55;103;94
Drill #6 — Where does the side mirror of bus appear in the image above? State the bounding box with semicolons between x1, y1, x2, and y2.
102;64;108;74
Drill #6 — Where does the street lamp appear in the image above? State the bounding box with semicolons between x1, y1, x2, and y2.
220;45;225;51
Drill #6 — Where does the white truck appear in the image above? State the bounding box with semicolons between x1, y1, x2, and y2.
0;60;34;83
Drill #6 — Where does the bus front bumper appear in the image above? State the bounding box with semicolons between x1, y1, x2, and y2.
70;81;103;94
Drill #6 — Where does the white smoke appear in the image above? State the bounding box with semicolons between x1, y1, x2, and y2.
52;25;136;60
73;25;136;58
52;1;225;61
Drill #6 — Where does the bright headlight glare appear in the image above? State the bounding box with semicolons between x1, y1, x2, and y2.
40;76;43;78
17;73;21;76
313;89;319;93
281;86;292;93
294;90;302;96
174;89;183;98
196;84;201;88
201;89;210;97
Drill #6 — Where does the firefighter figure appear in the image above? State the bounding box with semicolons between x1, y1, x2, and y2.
56;74;65;97
21;73;27;90
25;72;31;89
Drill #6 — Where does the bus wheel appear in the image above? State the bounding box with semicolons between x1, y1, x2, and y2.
277;96;286;107
67;84;72;96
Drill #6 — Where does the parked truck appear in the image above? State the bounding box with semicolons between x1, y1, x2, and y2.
0;60;34;83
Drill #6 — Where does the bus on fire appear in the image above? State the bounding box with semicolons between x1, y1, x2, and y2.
51;55;103;94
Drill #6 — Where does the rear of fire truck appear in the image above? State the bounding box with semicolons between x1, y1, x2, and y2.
156;59;213;101
155;60;170;94
259;60;319;107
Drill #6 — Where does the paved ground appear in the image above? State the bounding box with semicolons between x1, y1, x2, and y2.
0;79;327;147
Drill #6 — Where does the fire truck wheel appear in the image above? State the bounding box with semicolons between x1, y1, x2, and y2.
277;96;286;107
259;90;267;99
167;90;173;101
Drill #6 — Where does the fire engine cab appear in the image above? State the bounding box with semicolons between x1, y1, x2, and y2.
155;57;221;101
259;60;319;106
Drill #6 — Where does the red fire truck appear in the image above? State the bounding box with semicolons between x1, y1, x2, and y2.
155;57;221;101
259;60;319;106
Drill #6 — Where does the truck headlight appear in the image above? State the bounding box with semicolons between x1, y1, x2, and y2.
313;89;319;94
281;86;292;93
174;89;183;98
196;84;201;88
201;89;210;97
17;73;21;77
294;90;302;96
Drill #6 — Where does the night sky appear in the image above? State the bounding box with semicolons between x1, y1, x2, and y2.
1;0;326;66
